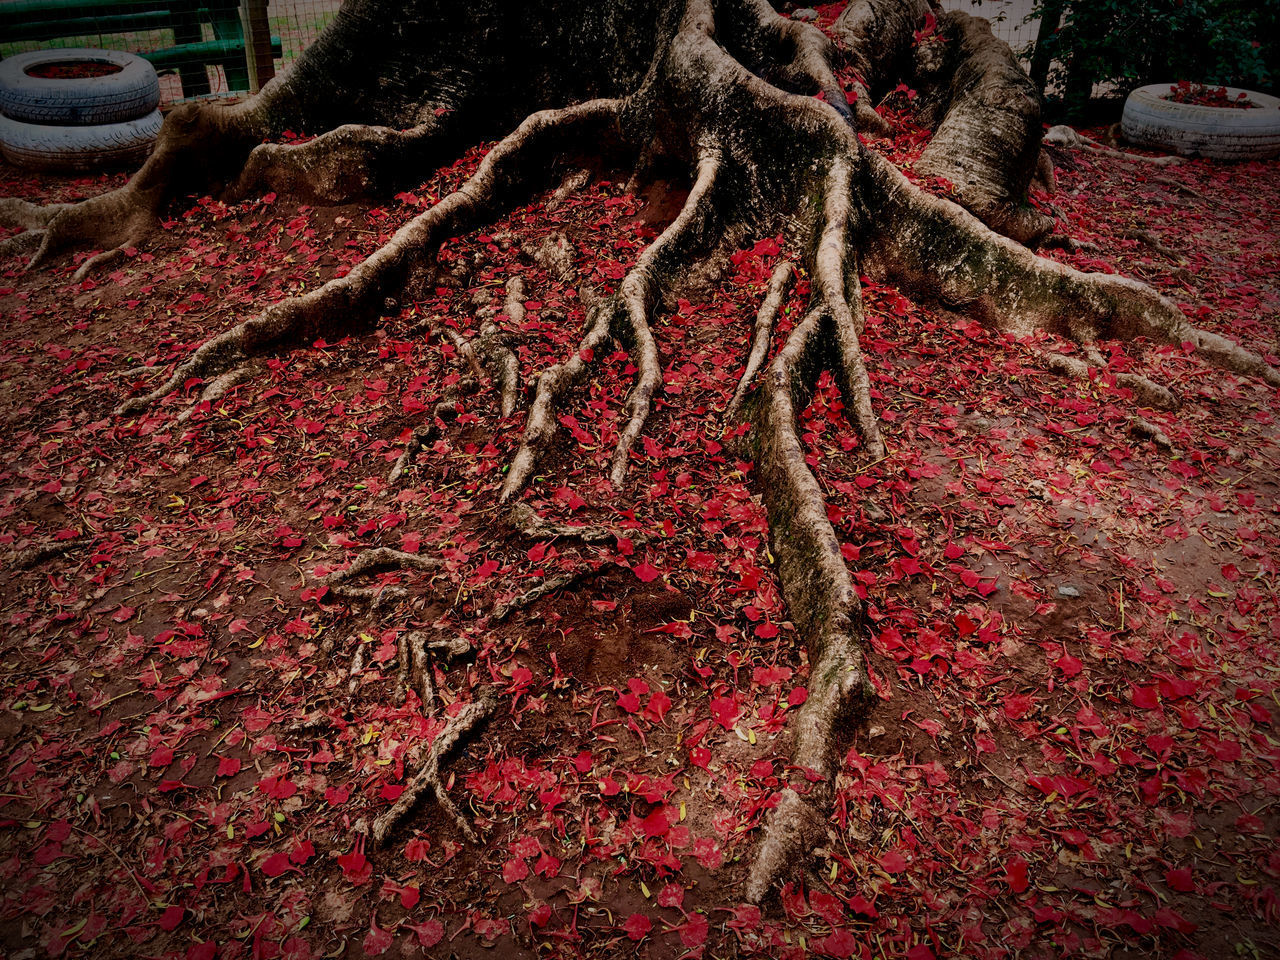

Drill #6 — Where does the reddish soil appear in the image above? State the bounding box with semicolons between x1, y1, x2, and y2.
1;47;1279;960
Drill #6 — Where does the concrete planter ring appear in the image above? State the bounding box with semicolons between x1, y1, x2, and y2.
1121;83;1280;161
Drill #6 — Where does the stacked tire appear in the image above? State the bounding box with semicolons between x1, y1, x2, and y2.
0;48;163;172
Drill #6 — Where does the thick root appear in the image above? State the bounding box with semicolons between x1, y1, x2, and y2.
832;0;933;135
0;198;70;231
862;153;1280;388
743;305;873;901
3;100;269;275
229;121;448;204
728;0;857;126
912;10;1053;246
370;689;496;846
0;229;46;261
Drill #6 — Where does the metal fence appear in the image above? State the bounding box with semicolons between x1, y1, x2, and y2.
0;0;1033;108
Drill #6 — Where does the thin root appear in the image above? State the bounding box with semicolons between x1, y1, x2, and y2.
491;564;615;622
1039;348;1178;410
370;689;496;846
12;537;90;571
1130;416;1175;451
727;259;795;422
173;364;253;425
500;300;615;500
610;146;720;486
325;547;441;606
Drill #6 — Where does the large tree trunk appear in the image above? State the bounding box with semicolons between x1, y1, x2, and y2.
3;0;1276;902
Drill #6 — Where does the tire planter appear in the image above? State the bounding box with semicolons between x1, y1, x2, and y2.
0;109;163;172
0;48;160;126
1121;83;1280;161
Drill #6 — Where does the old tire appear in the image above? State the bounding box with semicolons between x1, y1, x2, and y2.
0;109;162;171
1121;84;1280;161
0;49;160;126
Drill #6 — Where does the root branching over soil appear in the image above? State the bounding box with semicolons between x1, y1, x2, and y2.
324;547;441;606
10;0;1279;905
370;689;496;846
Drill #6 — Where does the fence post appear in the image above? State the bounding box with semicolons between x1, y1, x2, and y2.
1029;0;1066;95
241;0;276;93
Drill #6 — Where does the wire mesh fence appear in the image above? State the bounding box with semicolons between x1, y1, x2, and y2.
0;0;1035;109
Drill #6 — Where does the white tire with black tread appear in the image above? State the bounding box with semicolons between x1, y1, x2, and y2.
0;48;160;126
0;109;163;171
1121;84;1280;161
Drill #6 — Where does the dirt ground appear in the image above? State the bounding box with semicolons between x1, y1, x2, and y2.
1;77;1279;960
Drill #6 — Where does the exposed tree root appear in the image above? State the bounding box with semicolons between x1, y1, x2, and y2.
507;503;618;543
398;631;472;710
115;99;622;420
1038;349;1178;411
0;229;45;261
861;153;1280;389
1044;124;1185;167
1148;175;1207;201
500;299;615;501
727;260;795;421
228;121;450;204
369;689;496;846
481;276;526;418
912;10;1053;245
832;0;932;135
610;145;721;486
491;564;620;623
391;288;524;480
742;304;873;902
1119;227;1183;261
1040;233;1101;255
12;538;90;572
1130;415;1175;451
324;547;441;607
173;364;255;426
812;158;886;459
12;0;1280;910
